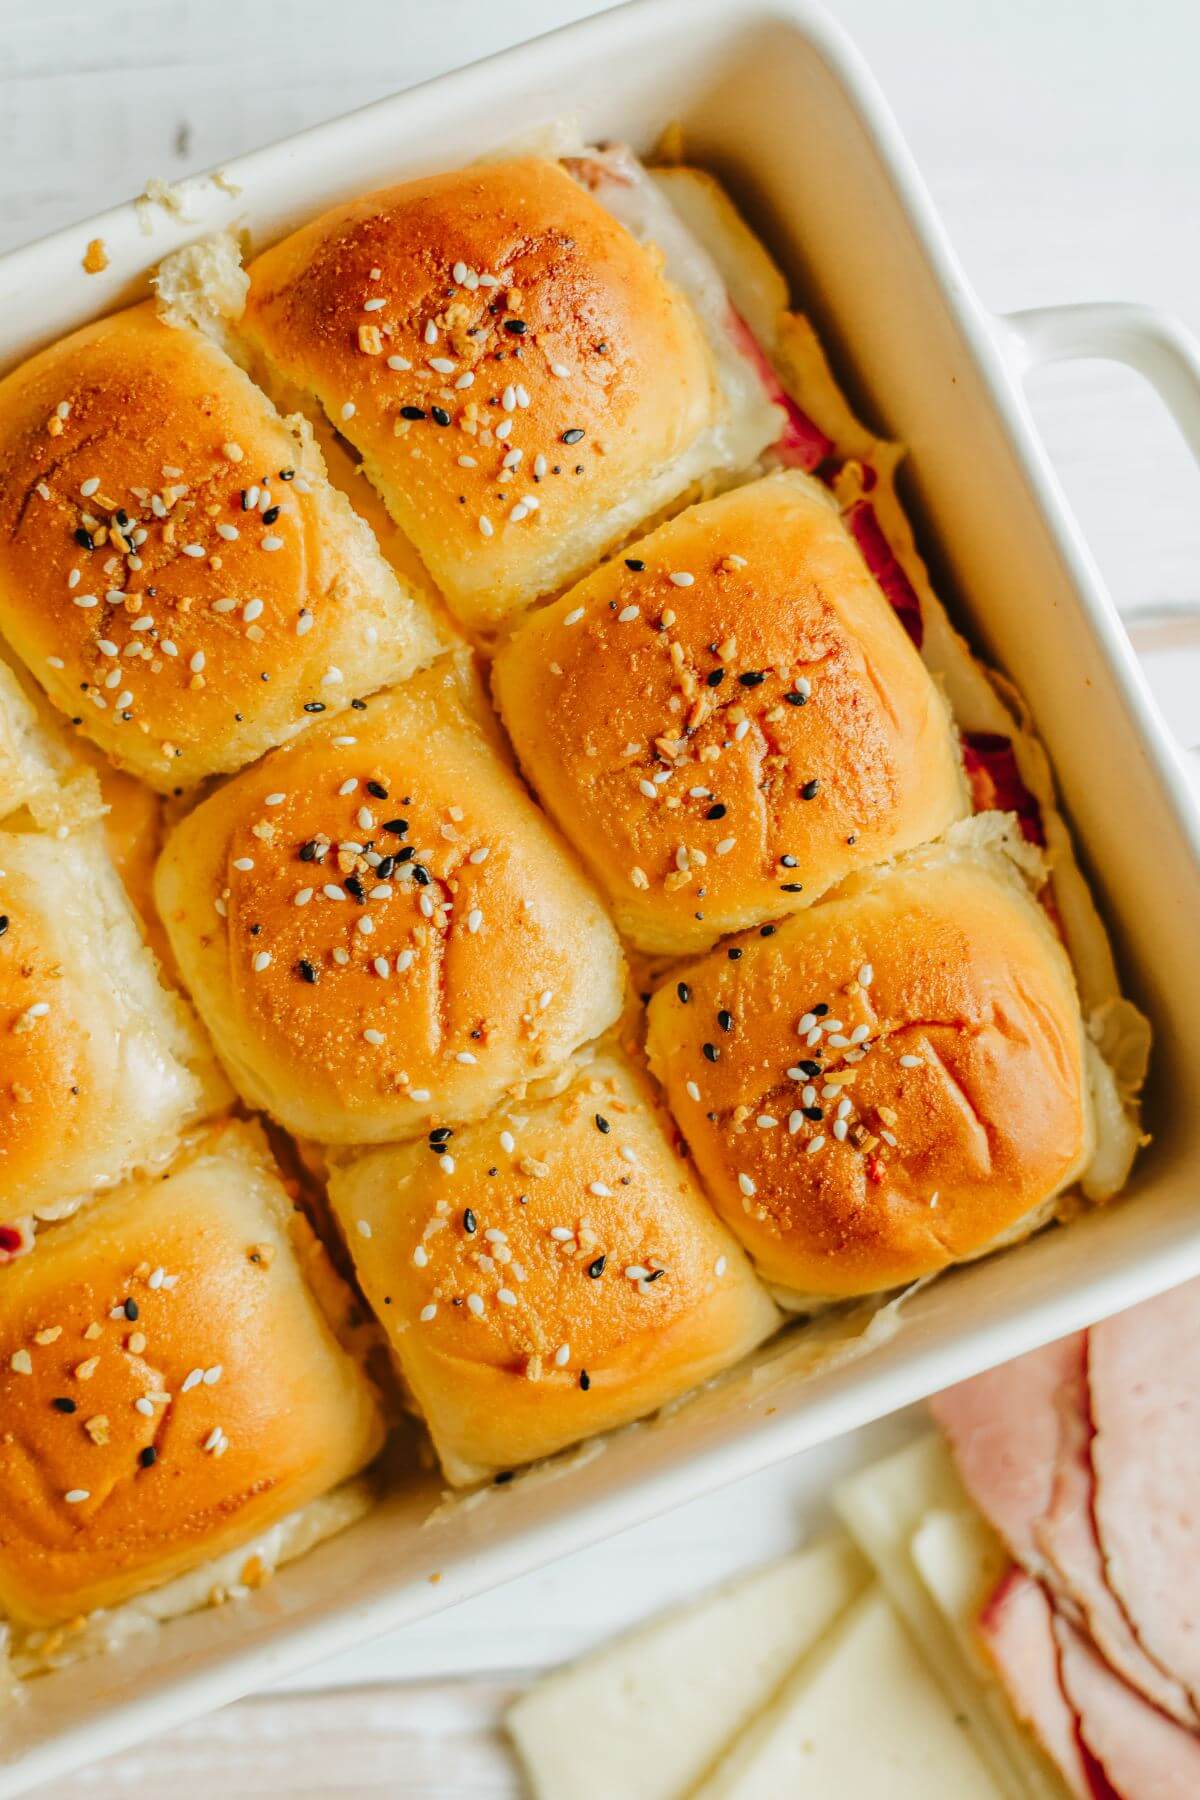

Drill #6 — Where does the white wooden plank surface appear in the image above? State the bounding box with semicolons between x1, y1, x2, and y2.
7;1;1199;1790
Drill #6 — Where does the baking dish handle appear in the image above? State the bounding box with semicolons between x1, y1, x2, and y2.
1000;301;1200;464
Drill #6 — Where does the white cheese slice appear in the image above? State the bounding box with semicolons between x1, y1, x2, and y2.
835;1435;1069;1800
506;1533;868;1800
694;1583;1000;1798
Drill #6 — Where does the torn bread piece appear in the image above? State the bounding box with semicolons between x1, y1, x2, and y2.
507;1534;868;1800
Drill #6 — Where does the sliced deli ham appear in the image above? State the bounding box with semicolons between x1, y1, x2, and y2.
1055;1615;1200;1800
975;1567;1105;1800
929;1335;1083;1585
1088;1279;1200;1712
1033;1336;1197;1726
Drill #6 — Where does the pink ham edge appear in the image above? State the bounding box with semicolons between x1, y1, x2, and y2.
1055;1614;1200;1800
725;305;835;473
961;733;1047;845
841;496;925;648
930;1334;1084;1583
1089;1279;1200;1713
977;1567;1113;1800
1033;1336;1197;1726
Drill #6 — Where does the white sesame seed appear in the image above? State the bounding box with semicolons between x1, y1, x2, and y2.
356;1218;373;1239
833;1118;849;1141
899;1054;923;1068
789;1110;804;1134
190;650;206;673
798;1013;817;1033
806;1027;823;1046
551;361;571;377
554;1343;570;1367
429;356;456;375
161;639;178;656
669;571;694;587
332;735;357;747
212;597;237;614
455;1050;477;1065
881;1129;898;1147
265;791;286;806
802;1084;817;1107
564;607;585;626
64;1489;90;1504
858;963;874;987
73;592;98;608
294;887;313;906
135;1397;155;1417
356;916;374;936
323;884;346;901
589;1181;614;1198
501;384;517;412
253;951;272;973
419;1303;438;1323
334;948;350;965
618;604;640;623
827;1033;851;1049
479;515;494;538
624;1265;649;1281
453;260;469;283
115;690;133;711
738;1172;756;1196
467;1292;485;1316
261;534;284;552
715;836;736;856
357;806;375;831
363;296;386;312
182;543;206;559
686;1080;701;1102
457;454;477;468
424;321;438;345
242;597;264;622
495;418;514;441
386;355;411;371
806;1135;826;1156
510;502;530;523
79;477;100;497
469;846;490;865
203;1364;223;1385
412;1245;429;1268
182;1368;203;1392
341;402;356;421
232;856;254;872
638;779;657;800
467;908;483;934
757;1114;778;1129
363;1027;386;1046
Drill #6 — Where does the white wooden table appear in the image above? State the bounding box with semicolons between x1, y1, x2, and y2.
7;1;1198;1790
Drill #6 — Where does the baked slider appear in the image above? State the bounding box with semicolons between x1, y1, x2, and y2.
645;823;1094;1303
493;472;968;955
0;824;226;1230
156;653;625;1144
0;302;447;791
240;156;782;635
327;1048;778;1483
0;1118;383;1630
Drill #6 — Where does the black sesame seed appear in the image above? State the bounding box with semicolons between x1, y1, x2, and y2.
803;1105;824;1122
0;916;7;937
366;780;388;800
706;668;726;688
74;527;94;550
124;1298;139;1321
760;925;776;937
738;670;767;687
412;863;431;886
463;1208;477;1234
303;701;326;714
561;427;586;445
383;818;409;836
345;874;366;901
644;1268;664;1282
814;1003;829;1016
846;833;857;845
431;406;451;427
351;698;368;711
588;1255;606;1279
677;981;690;1003
503;319;527;335
595;1114;610;1134
624;558;646;572
279;468;295;480
52;1397;77;1414
706;802;727;820
299;840;320;862
139;1445;158;1468
261;505;281;526
429;1127;453;1145
702;1042;720;1063
580;1370;591;1390
717;1009;734;1032
400;405;427;421
783;690;807;706
375;855;396;880
494;1468;515;1484
780;882;803;893
799;1059;822;1077
727;946;742;960
297;959;318;984
394;844;415;863
801;779;820;800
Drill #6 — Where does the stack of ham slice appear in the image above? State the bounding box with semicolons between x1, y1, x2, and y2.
931;1280;1200;1797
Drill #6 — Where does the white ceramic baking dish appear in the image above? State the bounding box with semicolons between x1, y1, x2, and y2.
3;1;1199;1788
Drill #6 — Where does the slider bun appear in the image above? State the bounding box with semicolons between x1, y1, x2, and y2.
0;825;227;1222
241;157;719;634
0;1118;383;1628
328;1047;778;1483
646;825;1093;1300
0;302;447;791
156;653;626;1144
494;473;968;955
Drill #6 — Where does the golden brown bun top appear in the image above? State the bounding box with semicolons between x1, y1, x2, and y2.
0;1119;383;1628
328;1047;777;1480
645;836;1092;1299
493;474;967;954
155;654;625;1144
242;157;717;629
0;302;431;789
